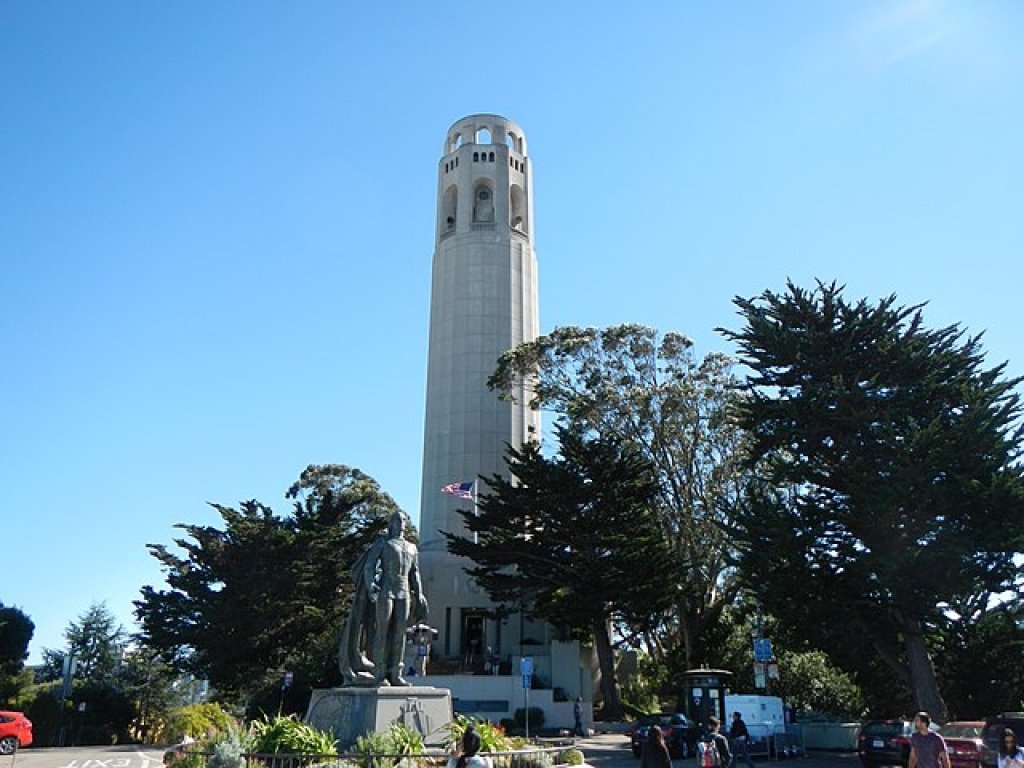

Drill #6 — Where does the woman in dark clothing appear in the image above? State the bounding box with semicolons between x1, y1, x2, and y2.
642;725;672;768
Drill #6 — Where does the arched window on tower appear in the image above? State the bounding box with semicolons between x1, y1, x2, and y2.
472;182;494;224
476;127;492;145
443;185;458;234
510;184;527;233
450;133;463;153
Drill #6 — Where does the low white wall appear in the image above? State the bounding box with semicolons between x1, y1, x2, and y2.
425;675;589;731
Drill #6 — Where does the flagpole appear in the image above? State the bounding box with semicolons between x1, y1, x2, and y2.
472;479;479;544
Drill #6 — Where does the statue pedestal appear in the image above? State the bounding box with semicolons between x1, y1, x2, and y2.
305;686;453;750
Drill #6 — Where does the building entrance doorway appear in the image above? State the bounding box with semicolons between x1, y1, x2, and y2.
462;612;485;671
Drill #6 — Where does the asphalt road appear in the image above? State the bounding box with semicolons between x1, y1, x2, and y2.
574;732;860;768
0;745;167;768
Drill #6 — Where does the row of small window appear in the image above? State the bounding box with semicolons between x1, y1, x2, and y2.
443;153;525;173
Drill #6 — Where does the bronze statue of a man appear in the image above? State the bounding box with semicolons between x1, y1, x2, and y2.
367;511;428;686
339;511;428;687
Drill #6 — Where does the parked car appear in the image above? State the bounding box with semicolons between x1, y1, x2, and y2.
630;713;701;759
982;714;1024;768
857;719;938;768
0;711;32;754
942;721;986;768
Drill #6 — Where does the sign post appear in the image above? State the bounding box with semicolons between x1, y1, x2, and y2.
753;638;774;694
520;656;534;739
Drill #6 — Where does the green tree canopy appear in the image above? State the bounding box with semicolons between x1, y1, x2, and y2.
41;602;126;685
445;424;678;719
489;324;752;670
774;649;865;719
934;598;1024;718
722;281;1024;720
135;464;404;702
0;603;34;700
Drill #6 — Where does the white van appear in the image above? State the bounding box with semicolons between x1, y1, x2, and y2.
723;694;787;756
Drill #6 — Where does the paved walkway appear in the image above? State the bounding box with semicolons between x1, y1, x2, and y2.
573;732;860;768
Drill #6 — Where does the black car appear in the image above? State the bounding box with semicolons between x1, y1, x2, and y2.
630;713;701;759
857;720;938;768
981;713;1024;768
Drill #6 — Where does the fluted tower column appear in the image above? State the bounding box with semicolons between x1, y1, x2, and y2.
418;114;541;661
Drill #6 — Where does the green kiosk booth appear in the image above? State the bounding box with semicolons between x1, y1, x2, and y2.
680;668;733;727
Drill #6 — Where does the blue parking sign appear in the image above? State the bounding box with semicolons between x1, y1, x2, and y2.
754;638;773;662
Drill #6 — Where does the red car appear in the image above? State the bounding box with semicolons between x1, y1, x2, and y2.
943;721;986;768
0;711;32;754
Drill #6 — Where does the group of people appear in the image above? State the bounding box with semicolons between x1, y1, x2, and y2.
641;711;1024;768
641;712;755;768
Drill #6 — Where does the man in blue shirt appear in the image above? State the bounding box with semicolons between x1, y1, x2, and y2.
908;712;950;768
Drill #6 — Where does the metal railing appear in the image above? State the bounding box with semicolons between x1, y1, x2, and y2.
168;744;577;768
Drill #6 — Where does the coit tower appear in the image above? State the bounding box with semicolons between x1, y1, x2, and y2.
418;114;541;662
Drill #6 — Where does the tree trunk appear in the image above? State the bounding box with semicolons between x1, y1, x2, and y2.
898;614;948;722
593;616;624;720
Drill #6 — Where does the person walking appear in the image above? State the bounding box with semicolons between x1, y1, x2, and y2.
642;725;672;768
907;712;950;768
699;717;732;768
729;712;755;768
997;729;1024;768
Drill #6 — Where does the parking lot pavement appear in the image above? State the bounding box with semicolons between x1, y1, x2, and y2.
572;732;861;768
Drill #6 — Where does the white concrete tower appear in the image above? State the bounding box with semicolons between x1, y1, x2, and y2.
418;114;541;665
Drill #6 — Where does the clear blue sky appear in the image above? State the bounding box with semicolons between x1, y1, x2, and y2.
3;1;1022;665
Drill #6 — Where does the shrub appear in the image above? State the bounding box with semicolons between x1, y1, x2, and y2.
207;725;246;768
168;703;237;743
385;723;424;756
164;750;208;768
25;687;62;747
352;730;390;767
351;724;424;768
509;751;552;768
445;715;512;753
248;714;337;756
559;749;584;766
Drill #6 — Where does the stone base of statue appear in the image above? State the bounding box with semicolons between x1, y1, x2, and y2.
305;686;453;750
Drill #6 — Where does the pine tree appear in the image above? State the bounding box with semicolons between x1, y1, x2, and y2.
722;281;1024;720
445;424;678;719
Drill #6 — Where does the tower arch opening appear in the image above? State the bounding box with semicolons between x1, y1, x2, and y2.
443;185;458;233
476;127;492;145
509;184;527;233
472;181;494;224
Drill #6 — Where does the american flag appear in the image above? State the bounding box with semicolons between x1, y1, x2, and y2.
441;481;474;499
